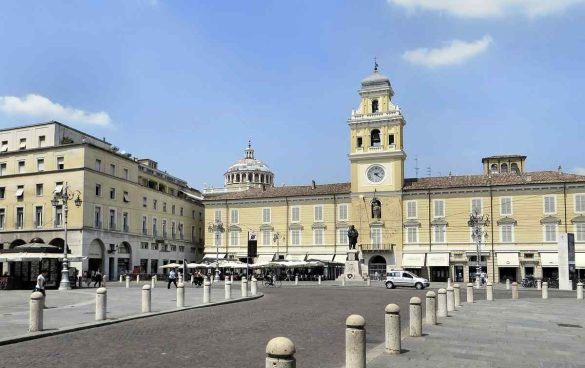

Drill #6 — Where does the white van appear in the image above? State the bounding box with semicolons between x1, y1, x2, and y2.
385;270;430;290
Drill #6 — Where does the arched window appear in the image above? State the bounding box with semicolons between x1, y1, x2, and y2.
501;163;509;173
490;164;499;174
372;99;379;113
371;129;381;147
511;163;519;174
236;173;240;183
248;173;252;182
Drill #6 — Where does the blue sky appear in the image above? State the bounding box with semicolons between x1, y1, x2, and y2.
1;0;584;188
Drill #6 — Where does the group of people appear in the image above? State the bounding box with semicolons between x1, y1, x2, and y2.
80;270;103;288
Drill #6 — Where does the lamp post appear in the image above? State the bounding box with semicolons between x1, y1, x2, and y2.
51;182;82;291
468;210;489;288
273;232;284;260
208;219;224;282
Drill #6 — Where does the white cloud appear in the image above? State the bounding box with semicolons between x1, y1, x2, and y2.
574;168;585;176
402;35;493;67
388;0;585;18
0;94;111;126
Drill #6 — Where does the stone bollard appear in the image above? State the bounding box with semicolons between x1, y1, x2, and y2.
203;278;211;303
506;278;510;290
151;277;156;289
177;283;185;308
511;282;519;299
385;304;401;354
225;280;232;300
425;291;437;325
29;292;44;332
342;276;346;286
119;275;123;283
95;287;107;321
577;282;583;300
142;285;151;313
537;279;542;290
136;274;140;284
542;282;549;299
487;282;494;301
318;275;322;285
409;297;422;337
191;274;194;286
230;275;234;283
265;337;296;368
103;275;107;287
467;283;474;303
447;277;451;288
295;275;298;286
366;277;371;287
125;275;130;289
345;314;366;368
242;278;248;298
446;286;455;312
437;288;447;317
251;277;258;296
454;284;461;307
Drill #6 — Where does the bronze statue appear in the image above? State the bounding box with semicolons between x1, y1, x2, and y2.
371;198;382;219
347;225;359;250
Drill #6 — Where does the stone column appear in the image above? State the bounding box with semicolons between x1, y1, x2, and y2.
96;287;107;321
425;291;437;325
295;275;298;286
542;282;549;299
265;337;296;368
136;274;140;284
119;275;123;283
251;278;258;296
318;275;322;285
345;314;366;368
203;277;211;303
384;304;401;354
409;297;422;337
466;283;474;303
446;286;455;312
447;277;451;288
151;277;156;289
125;275;130;288
142;285;151;313
225;280;232;300
241;278;248;298
511;281;519;299
454;284;461;307
177;282;185;308
437;288;447;317
191;274;194;286
577;282;583;300
506;278;510;290
29;291;44;332
487;282;494;301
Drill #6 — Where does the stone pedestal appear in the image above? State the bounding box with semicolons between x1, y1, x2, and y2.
340;250;363;280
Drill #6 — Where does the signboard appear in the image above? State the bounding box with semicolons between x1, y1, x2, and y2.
247;231;257;258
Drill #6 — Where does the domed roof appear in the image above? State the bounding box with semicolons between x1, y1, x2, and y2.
225;142;273;174
361;61;391;87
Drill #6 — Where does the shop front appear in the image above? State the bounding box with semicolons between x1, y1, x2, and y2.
497;252;520;283
576;253;585;280
540;252;558;281
426;253;450;282
402;253;426;277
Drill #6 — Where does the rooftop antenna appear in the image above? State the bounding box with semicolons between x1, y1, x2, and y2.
374;57;379;72
414;156;419;178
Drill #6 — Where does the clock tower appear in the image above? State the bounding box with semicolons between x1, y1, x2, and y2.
348;63;405;265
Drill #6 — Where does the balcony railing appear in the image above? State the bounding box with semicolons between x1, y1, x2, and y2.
360;243;393;251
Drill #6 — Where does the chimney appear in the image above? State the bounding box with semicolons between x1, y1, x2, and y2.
311;180;316;189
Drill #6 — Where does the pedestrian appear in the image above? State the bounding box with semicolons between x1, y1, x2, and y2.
168;269;178;289
93;270;103;288
34;269;49;308
374;271;379;281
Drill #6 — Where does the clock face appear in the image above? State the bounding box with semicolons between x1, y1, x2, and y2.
366;165;385;183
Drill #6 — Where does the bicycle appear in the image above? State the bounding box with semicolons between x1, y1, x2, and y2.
263;278;282;287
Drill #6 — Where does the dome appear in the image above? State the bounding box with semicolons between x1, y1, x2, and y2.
224;141;275;189
361;70;390;86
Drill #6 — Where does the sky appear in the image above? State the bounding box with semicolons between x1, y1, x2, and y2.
0;0;584;189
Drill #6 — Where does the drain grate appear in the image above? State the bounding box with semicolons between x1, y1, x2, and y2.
557;323;582;328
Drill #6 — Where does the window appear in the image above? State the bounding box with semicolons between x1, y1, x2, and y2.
179;246;185;253
151;243;158;250
123;212;129;232
36;184;43;196
433;225;446;243
57;157;64;170
511;163;520;174
95;159;101;171
110;188;116;200
500;197;512;216
172;204;175;214
370;227;382;246
110;164;116;176
230;209;239;224
291;207;300;222
406;227;418;243
388;134;395;146
141;242;149;250
0;209;5;229
314;229;324;245
162;219;167;238
262;229;271;245
55;205;63;227
575;194;585;213
123;168;129;180
142;216;148;235
16;207;24;228
406;201;417;218
123;191;129;203
37;158;45;172
370;129;381;147
544;195;556;214
500;163;508;173
54;182;63;194
471;198;482;214
38;135;45;147
19;138;26;150
500;225;514;243
109;209;116;230
0;187;4;199
153;199;158;210
575;223;585;242
35;206;43;227
16;185;24;200
0;163;6;176
180;207;184;216
314;205;323;222
291;230;301;245
230;231;239;246
262;208;271;223
372;99;379;113
490;164;498;174
357;137;363;148
94;206;101;228
163;202;167;212
142;196;147;208
95;184;102;197
171;221;176;238
0;141;7;152
544;224;557;242
338;204;348;221
152;218;158;237
338;228;349;245
17;160;25;174
433;199;444;218
214;209;221;222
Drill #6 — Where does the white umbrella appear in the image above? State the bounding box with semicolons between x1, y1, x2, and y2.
160;263;182;269
186;263;212;269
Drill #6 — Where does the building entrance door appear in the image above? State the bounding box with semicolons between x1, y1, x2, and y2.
454;266;464;282
499;267;518;282
369;255;386;280
430;267;449;282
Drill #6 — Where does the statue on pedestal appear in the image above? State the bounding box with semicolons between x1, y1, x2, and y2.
347;225;359;250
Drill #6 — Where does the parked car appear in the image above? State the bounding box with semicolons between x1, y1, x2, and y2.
385;270;430;290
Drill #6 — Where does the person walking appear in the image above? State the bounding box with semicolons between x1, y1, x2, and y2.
35;269;49;308
93;270;103;288
167;269;178;289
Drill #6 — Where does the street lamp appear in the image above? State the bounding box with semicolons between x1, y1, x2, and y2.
468;210;490;288
52;182;82;291
273;232;284;260
207;219;224;282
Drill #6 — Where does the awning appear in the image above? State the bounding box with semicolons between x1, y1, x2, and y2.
540;252;558;267
307;254;335;262
426;253;450;267
54;184;63;194
576;253;585;269
402;253;425;268
202;253;226;260
286;254;306;261
496;252;519;267
255;254;275;263
0;253;85;262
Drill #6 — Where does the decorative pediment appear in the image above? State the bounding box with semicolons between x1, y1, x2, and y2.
228;224;242;232
369;220;384;227
336;221;350;229
311;223;327;230
431;218;449;226
259;224;274;231
540;215;561;225
289;223;303;230
403;219;421;228
497;217;517;226
571;215;585;224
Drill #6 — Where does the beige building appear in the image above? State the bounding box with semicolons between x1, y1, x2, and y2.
0;122;204;282
204;65;585;283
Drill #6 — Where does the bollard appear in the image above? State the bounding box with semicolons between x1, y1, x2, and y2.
103;275;107;287
542;282;549;299
537;279;542;290
295;275;298;286
409;297;422;337
225;280;232;300
265;337;296;368
203;278;211;303
446;286;455;312
345;314;366;368
142;285;151;313
29;292;44;332
466;283;474;303
425;291;437;325
191;274;194;286
125;275;130;289
437;288;447;317
366;277;371;287
385;304;401;354
136;274;140;284
447;277;451;288
454;284;461;307
231;275;234;283
577;282;583;300
251;277;258;296
242;278;248;298
342;276;346;286
487;282;494;301
506;278;510;290
318;275;322;285
95;287;107;321
119;275;123;283
177;282;185;308
151;277;156;289
511;282;519;300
